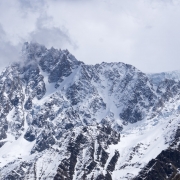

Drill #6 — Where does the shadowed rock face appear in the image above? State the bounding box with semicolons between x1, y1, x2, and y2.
134;127;180;180
134;149;180;180
39;48;81;85
0;125;120;180
107;151;120;172
96;172;112;180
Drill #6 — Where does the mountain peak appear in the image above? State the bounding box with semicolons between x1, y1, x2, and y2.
0;43;180;179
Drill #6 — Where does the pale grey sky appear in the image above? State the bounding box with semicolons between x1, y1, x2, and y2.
0;0;180;73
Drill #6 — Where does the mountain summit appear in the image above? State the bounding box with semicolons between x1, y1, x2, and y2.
0;42;180;179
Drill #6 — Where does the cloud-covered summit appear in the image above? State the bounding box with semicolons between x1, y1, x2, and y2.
0;0;180;73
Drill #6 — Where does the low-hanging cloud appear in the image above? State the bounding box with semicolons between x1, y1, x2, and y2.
0;0;78;71
0;0;180;73
0;24;21;72
29;15;78;50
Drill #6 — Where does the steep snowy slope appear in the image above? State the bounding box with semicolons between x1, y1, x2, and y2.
0;42;180;179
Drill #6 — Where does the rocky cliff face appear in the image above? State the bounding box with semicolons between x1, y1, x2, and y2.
0;125;120;180
0;42;180;179
133;126;180;180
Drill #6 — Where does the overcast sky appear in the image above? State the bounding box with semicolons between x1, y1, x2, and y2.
0;0;180;73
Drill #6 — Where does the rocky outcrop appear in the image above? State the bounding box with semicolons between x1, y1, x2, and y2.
54;125;120;180
0;125;120;180
134;127;180;180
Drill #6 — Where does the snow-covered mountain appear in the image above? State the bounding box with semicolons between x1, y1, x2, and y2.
148;70;180;86
0;42;180;179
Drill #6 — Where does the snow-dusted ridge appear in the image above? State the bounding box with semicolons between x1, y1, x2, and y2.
148;70;180;87
0;42;180;179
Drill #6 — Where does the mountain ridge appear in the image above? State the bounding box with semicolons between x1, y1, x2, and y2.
0;42;180;179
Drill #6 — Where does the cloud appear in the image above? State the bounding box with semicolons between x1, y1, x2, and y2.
41;0;180;72
0;24;21;72
0;0;180;73
18;0;46;12
28;14;78;50
0;0;77;71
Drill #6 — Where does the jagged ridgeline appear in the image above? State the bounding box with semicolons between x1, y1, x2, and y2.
0;42;180;179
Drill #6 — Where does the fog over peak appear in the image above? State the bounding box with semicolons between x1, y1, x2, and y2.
0;0;180;73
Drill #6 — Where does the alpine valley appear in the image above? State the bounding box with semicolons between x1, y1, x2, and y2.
0;42;180;180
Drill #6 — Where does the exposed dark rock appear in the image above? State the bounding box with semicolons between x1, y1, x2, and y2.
24;97;32;110
24;126;36;142
0;127;7;140
134;127;180;180
31;130;56;153
53;126;120;180
0;141;6;148
5;172;21;180
96;172;112;180
107;151;120;172
87;161;97;174
65;123;74;130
